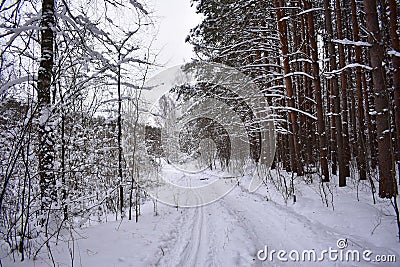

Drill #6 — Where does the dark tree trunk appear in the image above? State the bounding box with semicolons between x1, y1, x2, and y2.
388;0;400;175
37;0;55;211
274;0;303;176
117;55;124;216
363;69;378;170
323;0;346;186
334;0;351;179
350;0;367;181
363;0;397;198
305;0;329;182
299;0;315;169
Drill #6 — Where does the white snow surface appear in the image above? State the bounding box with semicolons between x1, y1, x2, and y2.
2;168;399;267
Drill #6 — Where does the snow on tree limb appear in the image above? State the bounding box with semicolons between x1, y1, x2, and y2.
333;38;372;47
324;63;373;75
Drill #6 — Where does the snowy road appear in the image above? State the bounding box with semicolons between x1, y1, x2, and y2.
4;176;399;267
152;183;400;267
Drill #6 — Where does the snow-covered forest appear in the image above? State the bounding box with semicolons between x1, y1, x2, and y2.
1;0;400;266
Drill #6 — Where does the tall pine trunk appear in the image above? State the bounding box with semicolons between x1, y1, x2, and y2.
304;0;329;182
323;0;346;186
388;0;400;175
350;0;367;181
274;0;303;176
334;0;351;179
363;0;397;198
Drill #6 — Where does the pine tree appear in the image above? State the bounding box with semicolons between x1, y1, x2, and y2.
363;0;397;198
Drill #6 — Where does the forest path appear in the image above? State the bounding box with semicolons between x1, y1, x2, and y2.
4;174;400;267
152;183;399;267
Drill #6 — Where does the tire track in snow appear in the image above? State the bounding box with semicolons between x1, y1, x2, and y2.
158;190;212;267
177;192;206;267
154;180;398;266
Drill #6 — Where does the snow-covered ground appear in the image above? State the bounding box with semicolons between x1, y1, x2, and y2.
2;169;399;267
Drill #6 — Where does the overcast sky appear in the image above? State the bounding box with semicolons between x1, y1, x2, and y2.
151;0;202;68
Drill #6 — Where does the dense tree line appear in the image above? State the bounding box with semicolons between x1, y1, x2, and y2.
188;0;399;203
